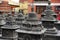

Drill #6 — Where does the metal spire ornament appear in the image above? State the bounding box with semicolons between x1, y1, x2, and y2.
42;1;59;40
16;2;46;40
0;12;6;25
15;10;25;26
0;12;6;35
41;1;57;34
1;12;19;40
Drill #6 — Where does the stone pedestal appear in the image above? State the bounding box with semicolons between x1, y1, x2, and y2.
0;38;11;40
1;25;19;40
42;21;54;28
16;29;46;40
0;25;2;34
54;21;60;30
43;30;60;40
43;36;57;40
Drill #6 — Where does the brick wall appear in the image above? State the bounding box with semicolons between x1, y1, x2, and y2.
0;0;18;12
51;0;60;3
0;1;11;12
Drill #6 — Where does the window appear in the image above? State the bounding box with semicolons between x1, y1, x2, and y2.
34;0;48;1
55;6;60;10
0;0;2;3
36;6;46;14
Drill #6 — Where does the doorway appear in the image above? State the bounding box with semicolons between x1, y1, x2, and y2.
36;6;46;19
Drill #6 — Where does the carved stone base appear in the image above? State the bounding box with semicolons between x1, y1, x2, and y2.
2;29;18;40
43;35;57;40
18;33;42;40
